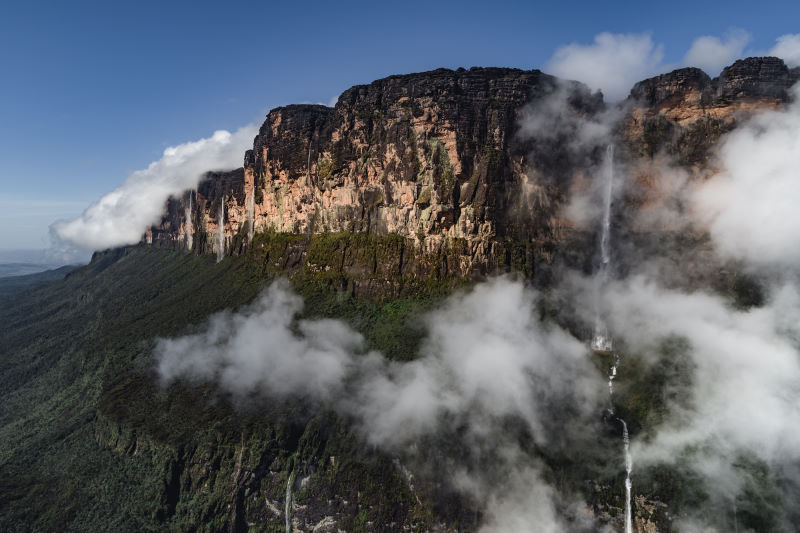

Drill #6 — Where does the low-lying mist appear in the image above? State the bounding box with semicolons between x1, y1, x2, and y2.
156;277;607;531
694;85;800;269
154;271;800;529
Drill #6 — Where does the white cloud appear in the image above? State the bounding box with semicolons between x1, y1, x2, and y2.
770;33;800;67
157;277;601;446
692;85;800;268
348;278;600;448
593;276;800;492
545;32;667;102
474;457;591;533
50;124;257;252
155;277;604;531
156;279;365;400
683;29;751;76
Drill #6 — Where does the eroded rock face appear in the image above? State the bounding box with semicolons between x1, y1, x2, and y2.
248;68;600;264
716;56;794;100
149;168;250;255
149;57;796;284
613;57;797;287
623;57;795;162
628;56;794;113
628;67;712;109
152;67;603;277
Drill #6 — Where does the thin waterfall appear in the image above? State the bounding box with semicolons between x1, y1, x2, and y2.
285;468;295;533
592;145;615;353
608;354;619;399
621;419;633;533
590;145;633;531
184;191;193;251
216;197;225;263
600;145;614;274
607;354;633;533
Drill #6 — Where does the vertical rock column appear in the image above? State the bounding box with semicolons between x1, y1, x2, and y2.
244;166;256;245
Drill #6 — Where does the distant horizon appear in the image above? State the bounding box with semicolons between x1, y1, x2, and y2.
0;247;90;266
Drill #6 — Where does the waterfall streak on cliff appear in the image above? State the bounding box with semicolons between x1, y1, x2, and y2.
608;355;619;399
285;469;294;533
620;418;633;533
216;198;225;263
185;192;193;251
590;145;633;530
600;145;614;270
592;145;615;352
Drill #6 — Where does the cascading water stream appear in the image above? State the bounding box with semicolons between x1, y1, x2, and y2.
285;468;295;533
608;354;619;399
592;145;615;353
600;144;614;274
591;145;633;532
621;419;633;533
216;197;225;263
185;192;193;251
607;357;633;533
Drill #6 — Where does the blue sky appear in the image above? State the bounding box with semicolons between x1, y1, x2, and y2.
2;0;799;251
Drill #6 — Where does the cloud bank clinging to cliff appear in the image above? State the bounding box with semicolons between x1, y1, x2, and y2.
156;277;604;531
693;85;800;268
157;280;364;400
349;279;600;448
586;272;800;527
770;33;800;67
513;70;800;525
545;32;666;102
156;278;602;448
600;277;800;462
544;29;800;103
50;124;257;252
560;82;800;525
683;29;751;76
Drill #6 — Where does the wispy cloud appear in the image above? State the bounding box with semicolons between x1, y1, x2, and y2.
545;32;667;101
693;85;800;268
155;277;603;531
683;29;751;76
50;124;257;252
770;33;800;67
544;29;767;103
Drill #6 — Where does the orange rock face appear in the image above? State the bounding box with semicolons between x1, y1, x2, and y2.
148;58;798;279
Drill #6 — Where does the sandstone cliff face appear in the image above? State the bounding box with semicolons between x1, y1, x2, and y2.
148;168;250;255
151;58;795;282
151;67;603;280
624;57;795;164
615;57;795;277
247;68;595;248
